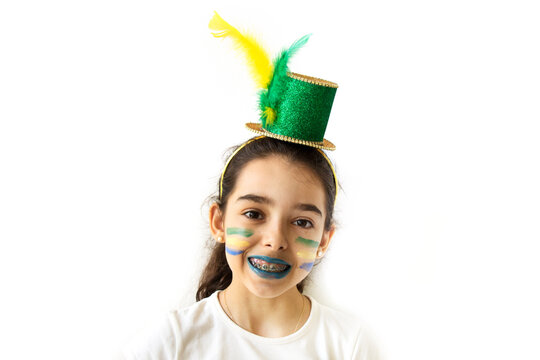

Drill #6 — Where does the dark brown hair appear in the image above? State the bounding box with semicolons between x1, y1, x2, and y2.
196;136;337;301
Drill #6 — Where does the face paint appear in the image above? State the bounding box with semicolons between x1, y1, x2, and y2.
225;236;251;256
296;238;318;271
295;236;319;248
224;228;252;256
227;237;250;248
226;247;244;255
226;227;254;237
299;262;314;272
296;250;317;262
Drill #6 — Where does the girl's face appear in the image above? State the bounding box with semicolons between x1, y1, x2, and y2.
211;155;335;298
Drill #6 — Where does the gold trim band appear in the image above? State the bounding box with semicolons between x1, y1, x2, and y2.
287;72;338;88
245;123;336;151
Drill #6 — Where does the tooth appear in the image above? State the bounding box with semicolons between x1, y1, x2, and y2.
249;258;289;272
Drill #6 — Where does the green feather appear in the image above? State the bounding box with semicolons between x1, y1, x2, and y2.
259;34;310;125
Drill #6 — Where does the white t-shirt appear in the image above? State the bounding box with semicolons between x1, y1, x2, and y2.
122;291;381;360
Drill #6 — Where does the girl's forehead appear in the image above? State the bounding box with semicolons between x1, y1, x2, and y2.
231;156;326;207
242;156;320;184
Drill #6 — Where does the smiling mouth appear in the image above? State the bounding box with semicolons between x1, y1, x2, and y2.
247;256;292;278
249;257;290;272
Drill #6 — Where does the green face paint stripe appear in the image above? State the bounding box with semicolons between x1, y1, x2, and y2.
226;228;254;237
295;236;319;248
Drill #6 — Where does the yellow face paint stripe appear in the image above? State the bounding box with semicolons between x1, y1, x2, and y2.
227;236;250;248
296;251;316;261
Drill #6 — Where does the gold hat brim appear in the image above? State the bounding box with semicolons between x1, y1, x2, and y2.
245;123;336;151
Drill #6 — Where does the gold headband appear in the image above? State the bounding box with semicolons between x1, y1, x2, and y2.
219;136;338;206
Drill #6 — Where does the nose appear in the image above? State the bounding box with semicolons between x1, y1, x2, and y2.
261;219;289;251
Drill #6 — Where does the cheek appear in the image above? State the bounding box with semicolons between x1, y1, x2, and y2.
225;236;251;255
224;227;255;256
295;236;320;272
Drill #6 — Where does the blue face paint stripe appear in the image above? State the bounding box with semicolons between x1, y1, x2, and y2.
299;262;314;272
226;247;244;255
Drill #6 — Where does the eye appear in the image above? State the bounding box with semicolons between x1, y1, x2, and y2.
293;219;314;229
243;210;263;220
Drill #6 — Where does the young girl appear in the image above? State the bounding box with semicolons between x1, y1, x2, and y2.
122;12;380;360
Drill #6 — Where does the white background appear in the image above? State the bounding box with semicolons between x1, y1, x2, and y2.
1;0;539;359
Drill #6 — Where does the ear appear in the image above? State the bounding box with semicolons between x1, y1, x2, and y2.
317;224;336;257
209;202;226;243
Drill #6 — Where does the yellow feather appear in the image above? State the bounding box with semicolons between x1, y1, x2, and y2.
209;12;273;89
263;106;276;126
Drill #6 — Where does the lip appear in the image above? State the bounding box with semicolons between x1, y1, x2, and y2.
248;255;291;266
247;255;292;280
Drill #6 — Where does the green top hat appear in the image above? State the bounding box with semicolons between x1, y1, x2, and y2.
209;12;338;150
246;72;337;150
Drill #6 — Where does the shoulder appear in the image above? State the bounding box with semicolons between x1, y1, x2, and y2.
310;297;384;360
121;294;217;360
311;297;366;338
121;311;177;360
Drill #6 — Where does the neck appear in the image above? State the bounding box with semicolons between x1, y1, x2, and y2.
219;280;310;338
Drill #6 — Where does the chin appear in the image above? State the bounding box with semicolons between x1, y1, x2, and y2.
244;270;305;299
245;282;291;299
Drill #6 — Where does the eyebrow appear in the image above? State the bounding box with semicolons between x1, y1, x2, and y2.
236;194;273;205
295;204;323;217
236;194;323;217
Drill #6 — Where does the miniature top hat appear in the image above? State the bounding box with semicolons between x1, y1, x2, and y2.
209;12;338;150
